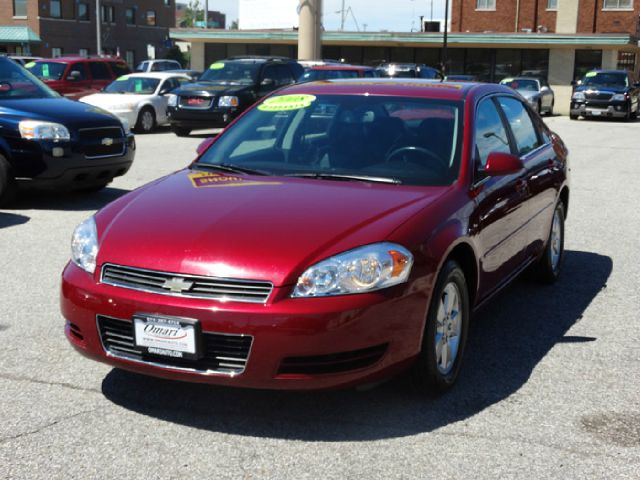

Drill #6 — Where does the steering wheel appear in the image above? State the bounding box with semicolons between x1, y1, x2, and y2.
384;145;449;174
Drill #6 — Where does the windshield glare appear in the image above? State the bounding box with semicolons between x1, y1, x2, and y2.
0;60;59;100
502;79;539;91
582;72;628;88
198;94;462;187
300;70;359;81
199;62;259;84
104;77;160;94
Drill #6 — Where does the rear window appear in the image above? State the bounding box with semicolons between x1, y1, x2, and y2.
26;61;67;80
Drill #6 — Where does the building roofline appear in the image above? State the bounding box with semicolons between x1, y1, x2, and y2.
170;29;638;49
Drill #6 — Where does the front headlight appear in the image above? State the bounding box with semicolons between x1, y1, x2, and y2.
218;96;239;108
612;93;626;101
71;217;99;274
292;243;413;298
167;94;178;107
19;120;70;141
120;117;131;135
572;92;585;101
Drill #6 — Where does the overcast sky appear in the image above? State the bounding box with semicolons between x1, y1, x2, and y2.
185;1;449;31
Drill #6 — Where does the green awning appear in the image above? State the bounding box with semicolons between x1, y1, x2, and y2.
0;26;41;44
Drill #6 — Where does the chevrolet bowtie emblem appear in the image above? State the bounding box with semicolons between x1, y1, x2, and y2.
162;277;194;293
101;137;114;146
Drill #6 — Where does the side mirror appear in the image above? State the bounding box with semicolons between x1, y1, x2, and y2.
260;78;275;88
540;85;549;91
67;71;81;81
196;137;216;156
159;87;172;95
484;152;524;177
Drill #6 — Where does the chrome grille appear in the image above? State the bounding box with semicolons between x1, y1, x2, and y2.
101;264;273;304
179;96;213;109
97;315;252;375
585;92;613;101
78;126;126;159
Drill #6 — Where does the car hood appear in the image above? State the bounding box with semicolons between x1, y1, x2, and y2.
173;81;254;97
80;93;151;108
96;169;448;287
575;84;628;94
0;97;121;130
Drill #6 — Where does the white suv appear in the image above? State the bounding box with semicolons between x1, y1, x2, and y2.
135;59;182;73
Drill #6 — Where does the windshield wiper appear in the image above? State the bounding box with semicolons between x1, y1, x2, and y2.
286;173;402;184
192;162;269;176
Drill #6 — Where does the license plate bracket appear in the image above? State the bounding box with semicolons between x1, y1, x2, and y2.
133;313;202;361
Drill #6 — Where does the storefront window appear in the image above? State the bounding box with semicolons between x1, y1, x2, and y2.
495;49;522;82
465;49;492;82
574;50;602;81
521;49;549;79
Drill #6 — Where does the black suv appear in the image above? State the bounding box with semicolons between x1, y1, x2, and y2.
167;56;303;136
0;57;135;205
570;69;640;121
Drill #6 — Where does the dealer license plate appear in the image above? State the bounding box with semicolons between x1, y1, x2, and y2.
589;110;602;116
133;314;201;360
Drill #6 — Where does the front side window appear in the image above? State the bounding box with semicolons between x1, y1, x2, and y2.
197;94;463;187
474;98;511;170
497;97;541;156
78;2;89;20
603;0;632;8
476;0;496;9
146;10;156;26
50;0;61;18
13;0;28;16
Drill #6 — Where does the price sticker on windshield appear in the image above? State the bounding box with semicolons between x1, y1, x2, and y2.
209;62;225;70
118;75;130;81
258;94;317;112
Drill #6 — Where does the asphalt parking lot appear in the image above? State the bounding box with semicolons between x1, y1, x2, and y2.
1;117;639;479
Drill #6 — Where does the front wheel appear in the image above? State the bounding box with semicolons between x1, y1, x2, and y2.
172;127;191;137
0;154;17;207
533;202;565;283
413;260;470;394
135;107;156;133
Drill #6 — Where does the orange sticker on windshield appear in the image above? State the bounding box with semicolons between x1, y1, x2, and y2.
189;172;280;188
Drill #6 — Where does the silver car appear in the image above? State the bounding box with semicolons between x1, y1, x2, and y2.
500;76;555;115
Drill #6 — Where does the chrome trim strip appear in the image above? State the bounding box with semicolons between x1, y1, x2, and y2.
95;315;253;377
100;263;274;304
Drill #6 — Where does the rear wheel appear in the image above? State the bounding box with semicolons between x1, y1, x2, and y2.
533;202;565;283
172;127;191;137
135;107;156;133
0;154;17;207
413;260;470;394
569;113;578;120
547;100;554;116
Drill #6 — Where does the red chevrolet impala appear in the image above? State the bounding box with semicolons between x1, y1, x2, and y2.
61;79;569;392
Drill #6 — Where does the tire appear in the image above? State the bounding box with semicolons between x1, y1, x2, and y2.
0;154;17;207
413;260;470;394
537;100;542;114
569;113;578;120
172;127;191;137
547;101;554;116
78;182;110;193
533;202;565;284
135;107;156;133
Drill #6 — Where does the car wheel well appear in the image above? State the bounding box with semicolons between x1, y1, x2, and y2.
559;187;569;220
445;243;477;308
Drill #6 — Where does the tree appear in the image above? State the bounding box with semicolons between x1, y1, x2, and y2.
179;0;204;28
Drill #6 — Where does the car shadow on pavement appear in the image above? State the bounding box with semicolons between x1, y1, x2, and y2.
101;249;612;441
0;212;29;229
7;187;129;211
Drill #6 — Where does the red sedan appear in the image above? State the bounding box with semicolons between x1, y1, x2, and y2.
61;79;569;392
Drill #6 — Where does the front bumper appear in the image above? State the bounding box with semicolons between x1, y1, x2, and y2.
61;262;427;390
14;134;135;190
168;106;240;130
570;101;630;118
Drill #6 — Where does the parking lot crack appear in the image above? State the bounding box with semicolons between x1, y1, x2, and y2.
0;372;101;395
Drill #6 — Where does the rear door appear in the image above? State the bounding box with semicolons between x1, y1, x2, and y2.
87;61;113;92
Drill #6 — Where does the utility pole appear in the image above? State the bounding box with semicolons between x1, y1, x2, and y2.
95;0;101;55
298;0;322;61
340;0;346;31
442;0;449;77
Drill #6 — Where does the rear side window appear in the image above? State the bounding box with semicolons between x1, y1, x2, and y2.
109;62;130;77
89;61;111;80
474;98;511;169
497;97;541;156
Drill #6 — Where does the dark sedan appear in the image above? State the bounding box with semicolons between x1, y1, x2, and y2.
62;79;568;392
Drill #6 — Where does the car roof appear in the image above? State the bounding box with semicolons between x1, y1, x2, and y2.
309;65;373;71
587;69;628;75
119;72;191;80
36;56;125;63
277;78;492;101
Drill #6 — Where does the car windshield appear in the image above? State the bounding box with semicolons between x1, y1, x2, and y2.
582;72;628;88
199;62;260;85
300;70;360;81
135;61;149;72
26;61;67;81
502;79;539;91
379;67;417;78
0;60;59;100
104;76;160;94
197;94;462;187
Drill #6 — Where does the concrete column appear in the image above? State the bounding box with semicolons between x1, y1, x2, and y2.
548;48;576;115
298;0;322;61
555;0;579;34
602;49;618;70
190;42;206;71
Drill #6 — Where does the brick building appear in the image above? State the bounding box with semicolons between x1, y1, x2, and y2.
1;0;176;68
